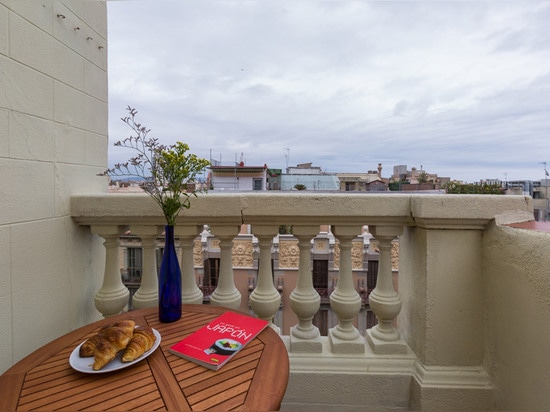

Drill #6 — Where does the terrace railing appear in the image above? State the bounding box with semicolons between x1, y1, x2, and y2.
71;192;532;410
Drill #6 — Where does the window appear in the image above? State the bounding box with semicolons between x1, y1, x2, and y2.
312;259;328;289
367;260;378;291
203;258;220;287
126;247;143;282
253;178;263;190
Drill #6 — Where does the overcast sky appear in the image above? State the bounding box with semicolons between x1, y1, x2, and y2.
107;0;550;183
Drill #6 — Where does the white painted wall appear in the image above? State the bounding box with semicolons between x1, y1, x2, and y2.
0;0;107;373
212;175;255;191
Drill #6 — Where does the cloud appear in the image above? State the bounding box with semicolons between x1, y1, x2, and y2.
107;0;550;182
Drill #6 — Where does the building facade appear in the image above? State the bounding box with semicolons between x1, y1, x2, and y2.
280;163;340;191
337;163;388;192
208;163;268;191
390;164;450;190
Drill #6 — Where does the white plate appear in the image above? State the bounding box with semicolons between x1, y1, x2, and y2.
69;328;161;374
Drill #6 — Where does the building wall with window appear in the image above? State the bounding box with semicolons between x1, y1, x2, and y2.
208;164;267;191
533;182;550;221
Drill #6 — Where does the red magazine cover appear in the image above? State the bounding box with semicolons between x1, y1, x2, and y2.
168;311;269;370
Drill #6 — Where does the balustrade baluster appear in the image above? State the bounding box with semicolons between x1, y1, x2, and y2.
175;225;204;304
366;225;407;354
249;226;281;331
209;225;241;310
329;225;365;353
91;225;129;317
289;226;322;352
131;225;162;309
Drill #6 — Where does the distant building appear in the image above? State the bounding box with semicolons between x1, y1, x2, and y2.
390;164;449;191
393;164;408;179
266;168;282;190
108;179;206;193
280;163;340;191
208;163;268;191
337;163;388;192
501;179;549;221
535;179;550;221
286;162;323;175
108;180;145;193
503;179;533;196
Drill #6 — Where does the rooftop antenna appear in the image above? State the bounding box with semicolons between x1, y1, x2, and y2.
540;161;549;177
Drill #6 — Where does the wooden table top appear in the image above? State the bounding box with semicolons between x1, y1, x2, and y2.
0;305;289;411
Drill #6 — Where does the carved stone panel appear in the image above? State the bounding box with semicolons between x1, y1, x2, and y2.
352;240;364;270
193;239;203;267
332;239;365;270
314;238;329;253
391;239;399;271
278;238;299;269
232;239;254;268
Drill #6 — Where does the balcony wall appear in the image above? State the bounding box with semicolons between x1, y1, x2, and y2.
482;217;550;411
0;0;108;375
68;191;550;411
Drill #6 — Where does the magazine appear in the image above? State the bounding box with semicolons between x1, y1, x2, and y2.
168;311;269;370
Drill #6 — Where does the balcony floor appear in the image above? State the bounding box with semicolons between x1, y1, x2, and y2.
281;403;409;411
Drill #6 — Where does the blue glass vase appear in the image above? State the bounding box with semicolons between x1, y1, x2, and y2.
159;225;182;322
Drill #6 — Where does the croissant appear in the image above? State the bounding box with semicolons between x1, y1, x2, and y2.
80;321;135;358
79;320;136;370
79;326;110;357
88;320;136;370
121;326;156;362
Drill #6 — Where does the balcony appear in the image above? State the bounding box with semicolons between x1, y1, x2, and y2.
4;2;550;410
69;191;549;411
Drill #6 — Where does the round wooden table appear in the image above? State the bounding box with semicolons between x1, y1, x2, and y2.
0;305;289;411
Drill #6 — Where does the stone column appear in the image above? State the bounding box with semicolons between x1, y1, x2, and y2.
131;225;162;309
290;225;322;353
366;225;407;354
175;225;204;304
209;225;241;310
91;225;129;317
249;225;281;331
402;196;495;410
329;225;364;353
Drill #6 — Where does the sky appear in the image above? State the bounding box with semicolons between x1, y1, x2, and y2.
107;0;550;183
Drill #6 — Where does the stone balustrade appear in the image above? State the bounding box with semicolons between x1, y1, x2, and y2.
71;192;534;410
